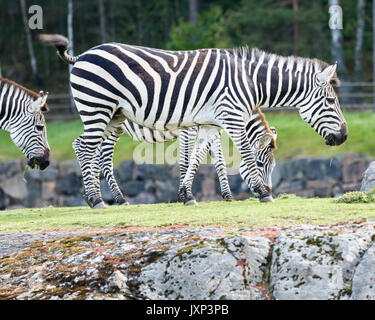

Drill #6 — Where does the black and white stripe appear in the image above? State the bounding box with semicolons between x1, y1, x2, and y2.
40;35;347;208
0;78;50;170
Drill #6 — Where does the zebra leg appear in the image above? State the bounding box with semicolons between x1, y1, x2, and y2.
72;134;107;209
180;127;218;205
91;144;103;200
178;127;198;202
209;136;233;201
100;132;129;205
221;121;273;202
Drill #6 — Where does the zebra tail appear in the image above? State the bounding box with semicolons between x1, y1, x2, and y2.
38;34;78;65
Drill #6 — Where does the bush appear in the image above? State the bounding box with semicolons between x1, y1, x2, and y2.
334;189;375;204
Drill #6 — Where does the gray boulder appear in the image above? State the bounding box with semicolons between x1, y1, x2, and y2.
360;161;375;193
136;236;270;300
350;242;375;300
270;230;374;300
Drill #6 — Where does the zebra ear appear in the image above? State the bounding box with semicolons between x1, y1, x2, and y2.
269;126;277;140
317;63;337;85
29;91;49;113
258;132;273;150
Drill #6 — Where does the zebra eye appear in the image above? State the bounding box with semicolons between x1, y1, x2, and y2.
256;161;264;168
36;125;44;131
326;97;335;104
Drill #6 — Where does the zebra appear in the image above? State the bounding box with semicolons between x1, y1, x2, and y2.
89;108;277;206
0;78;50;170
40;34;347;209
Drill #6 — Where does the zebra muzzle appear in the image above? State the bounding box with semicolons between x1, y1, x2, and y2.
28;149;50;170
325;123;348;146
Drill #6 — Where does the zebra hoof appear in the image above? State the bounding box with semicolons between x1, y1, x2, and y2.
93;201;107;209
117;199;129;206
222;194;234;202
184;199;198;206
260;196;274;203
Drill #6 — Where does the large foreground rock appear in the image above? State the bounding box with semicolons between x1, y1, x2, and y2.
270;229;373;300
1;222;375;300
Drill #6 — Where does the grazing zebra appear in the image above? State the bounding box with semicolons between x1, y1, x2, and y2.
0;78;50;170
40;34;347;209
89;108;277;206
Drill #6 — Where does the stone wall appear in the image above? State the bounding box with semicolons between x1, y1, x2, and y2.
0;153;372;210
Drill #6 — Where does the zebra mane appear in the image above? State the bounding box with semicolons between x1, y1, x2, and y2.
0;78;49;111
252;108;277;149
229;46;251;60
250;48;341;87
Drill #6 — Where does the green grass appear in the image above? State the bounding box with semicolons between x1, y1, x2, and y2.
1;197;374;234
0;111;374;165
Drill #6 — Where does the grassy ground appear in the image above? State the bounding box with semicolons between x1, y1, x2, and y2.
0;111;374;165
0;196;374;234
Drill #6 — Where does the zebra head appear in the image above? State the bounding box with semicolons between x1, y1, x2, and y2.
298;62;348;146
239;124;277;199
251;126;277;198
10;91;50;170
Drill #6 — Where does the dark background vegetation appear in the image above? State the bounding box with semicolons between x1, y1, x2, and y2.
0;0;373;94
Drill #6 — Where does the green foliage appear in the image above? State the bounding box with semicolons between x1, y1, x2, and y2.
334;189;375;204
0;0;372;90
167;5;231;50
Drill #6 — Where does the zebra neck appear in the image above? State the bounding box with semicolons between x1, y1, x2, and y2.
0;101;11;131
249;55;314;109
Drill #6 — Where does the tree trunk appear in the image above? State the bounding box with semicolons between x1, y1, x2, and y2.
20;0;40;84
329;0;351;104
188;0;198;43
292;0;299;54
354;0;365;82
67;0;75;110
98;0;106;43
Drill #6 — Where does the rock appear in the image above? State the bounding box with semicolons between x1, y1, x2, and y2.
341;154;370;183
342;182;362;193
0;174;28;200
0;187;6;210
116;160;135;183
306;179;337;197
66;195;88;207
271;163;284;188
123;181;146;197
136;236;270;300
135;164;173;181
27;168;59;181
107;270;131;295
350;242;375;300
100;179;114;202
56;174;82;195
305;158;341;181
41;181;56;201
360;161;375;193
130;192;157;205
270;230;374;300
154;180;179;203
274;180;304;195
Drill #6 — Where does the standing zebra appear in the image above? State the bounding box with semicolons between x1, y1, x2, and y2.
90;108;277;206
0;78;50;170
40;34;347;209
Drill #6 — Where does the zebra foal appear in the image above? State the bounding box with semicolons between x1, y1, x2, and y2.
40;34;347;209
0;78;50;170
90;108;277;206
